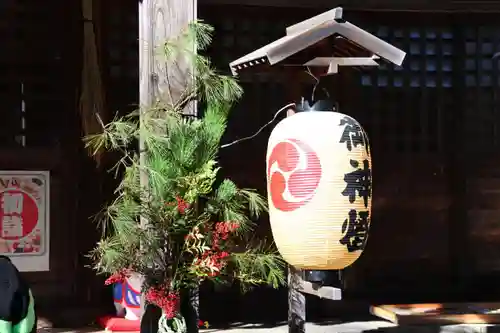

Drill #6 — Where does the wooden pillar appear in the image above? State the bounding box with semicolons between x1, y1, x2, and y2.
285;71;306;333
138;0;197;332
139;0;197;115
288;266;306;333
285;71;343;333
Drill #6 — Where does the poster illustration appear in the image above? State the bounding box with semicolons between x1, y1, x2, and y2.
0;171;50;271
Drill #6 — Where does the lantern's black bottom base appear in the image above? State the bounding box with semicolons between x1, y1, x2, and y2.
304;270;343;287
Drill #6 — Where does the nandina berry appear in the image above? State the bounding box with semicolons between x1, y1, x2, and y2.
176;196;189;214
165;196;190;214
212;222;239;249
145;286;180;319
104;269;131;285
219;251;229;259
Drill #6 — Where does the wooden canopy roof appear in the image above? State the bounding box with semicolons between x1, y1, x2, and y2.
229;7;406;76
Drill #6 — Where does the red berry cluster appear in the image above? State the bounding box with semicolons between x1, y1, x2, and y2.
104;269;131;285
176;196;189;214
165;196;190;214
145;286;180;319
212;222;239;249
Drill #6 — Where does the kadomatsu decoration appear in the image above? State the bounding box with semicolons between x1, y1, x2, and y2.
266;100;372;270
86;21;286;333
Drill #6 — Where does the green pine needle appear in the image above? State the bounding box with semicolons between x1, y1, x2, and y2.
86;21;285;293
230;244;287;291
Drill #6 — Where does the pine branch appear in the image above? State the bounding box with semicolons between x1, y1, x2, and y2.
84;114;139;154
86;21;287;314
237;188;268;219
230;244;287;290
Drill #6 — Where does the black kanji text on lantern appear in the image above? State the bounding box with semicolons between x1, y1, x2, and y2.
339;209;369;252
339;116;368;152
341;159;372;208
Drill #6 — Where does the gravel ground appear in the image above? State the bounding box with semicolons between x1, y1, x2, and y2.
36;322;498;333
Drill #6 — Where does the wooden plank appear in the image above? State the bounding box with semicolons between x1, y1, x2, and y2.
371;303;500;325
199;0;500;11
300;280;342;300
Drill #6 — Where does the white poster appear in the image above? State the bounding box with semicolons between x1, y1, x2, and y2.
0;171;50;272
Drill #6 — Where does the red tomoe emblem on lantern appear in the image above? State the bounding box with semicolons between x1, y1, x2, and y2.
267;139;322;212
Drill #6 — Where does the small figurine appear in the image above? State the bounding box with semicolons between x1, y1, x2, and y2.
113;273;143;320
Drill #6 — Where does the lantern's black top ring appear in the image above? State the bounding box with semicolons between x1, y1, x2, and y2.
295;99;335;113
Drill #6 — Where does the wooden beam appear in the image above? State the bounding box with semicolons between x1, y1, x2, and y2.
284;91;305;333
199;0;500;12
288;268;342;332
300;280;342;300
285;7;343;36
303;57;379;67
138;0;197;332
288;266;306;333
139;0;197;114
285;71;343;333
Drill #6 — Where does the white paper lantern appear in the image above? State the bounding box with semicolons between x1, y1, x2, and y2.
266;109;372;270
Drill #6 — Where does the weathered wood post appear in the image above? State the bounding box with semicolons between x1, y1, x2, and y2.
288;266;307;333
284;74;308;333
138;0;197;332
284;73;345;333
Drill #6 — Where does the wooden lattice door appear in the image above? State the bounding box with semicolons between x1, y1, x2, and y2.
201;7;462;299
0;0;82;306
101;3;500;300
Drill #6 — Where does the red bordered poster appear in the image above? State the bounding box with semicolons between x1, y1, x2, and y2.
0;171;50;271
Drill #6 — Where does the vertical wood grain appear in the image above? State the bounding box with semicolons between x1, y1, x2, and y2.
138;0;197;247
285;73;306;333
289;265;306;333
138;0;197;331
139;0;197;115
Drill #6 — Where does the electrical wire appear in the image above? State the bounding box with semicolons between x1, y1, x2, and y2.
220;103;296;149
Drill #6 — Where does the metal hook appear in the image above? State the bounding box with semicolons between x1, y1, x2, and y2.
305;67;331;102
306;67;320;101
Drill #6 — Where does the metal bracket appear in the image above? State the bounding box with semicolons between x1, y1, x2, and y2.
288;266;342;333
304;56;380;74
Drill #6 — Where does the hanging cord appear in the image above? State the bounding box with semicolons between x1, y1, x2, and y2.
306;67;330;101
306;67;339;113
220;103;295;149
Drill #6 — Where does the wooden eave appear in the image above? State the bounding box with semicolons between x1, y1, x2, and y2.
229;7;406;76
